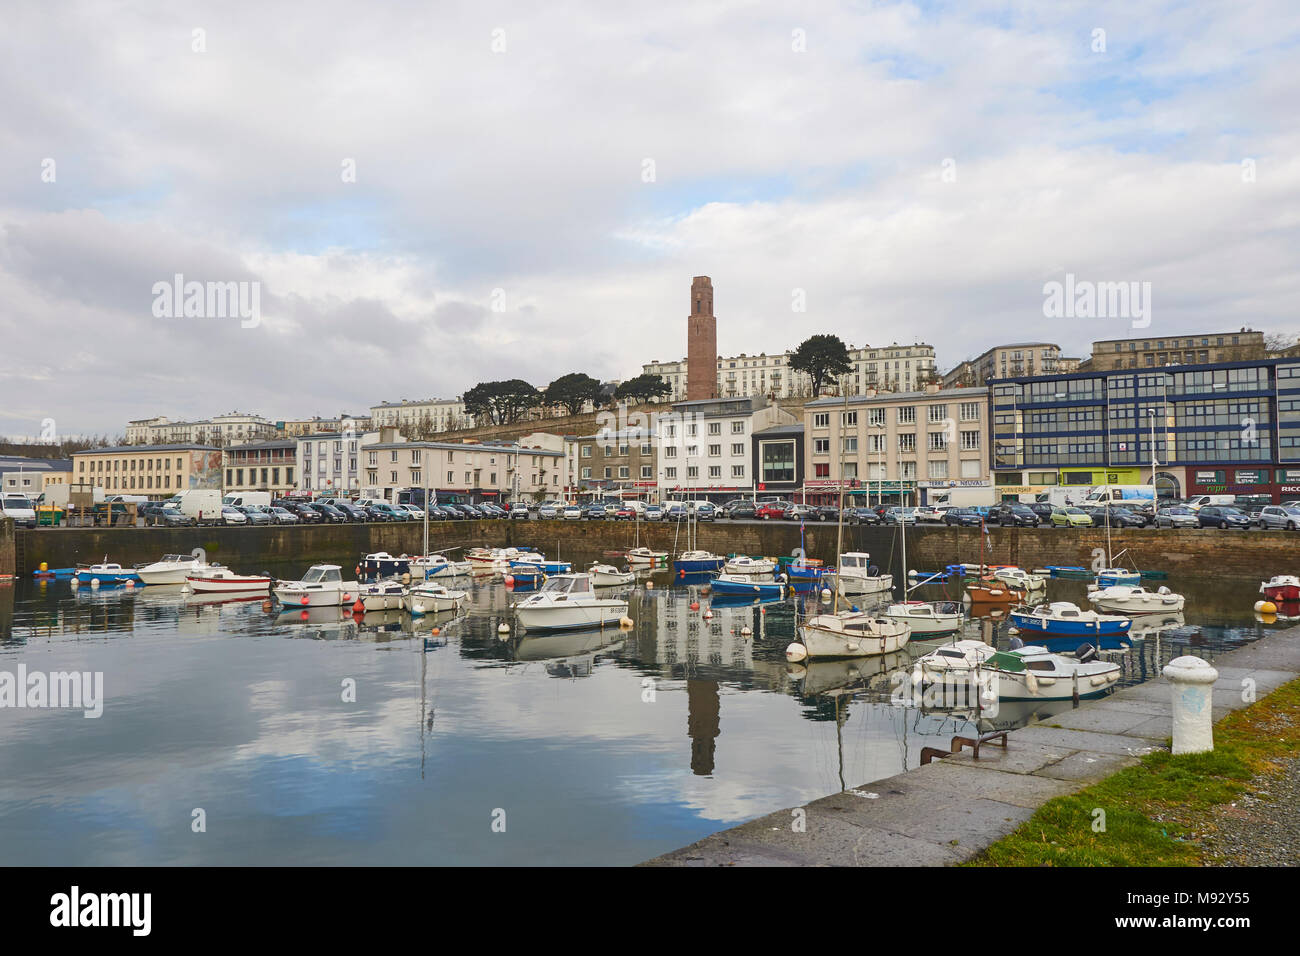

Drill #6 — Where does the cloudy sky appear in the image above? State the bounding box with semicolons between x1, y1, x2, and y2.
1;0;1297;439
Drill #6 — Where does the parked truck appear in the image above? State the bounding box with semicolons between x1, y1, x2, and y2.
37;483;104;508
223;491;271;509
172;489;224;525
927;487;997;510
1083;484;1156;505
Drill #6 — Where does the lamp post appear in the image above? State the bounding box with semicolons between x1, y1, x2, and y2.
872;421;885;508
1146;407;1160;492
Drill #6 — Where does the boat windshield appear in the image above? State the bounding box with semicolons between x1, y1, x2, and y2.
842;556;864;568
302;567;341;584
540;576;591;595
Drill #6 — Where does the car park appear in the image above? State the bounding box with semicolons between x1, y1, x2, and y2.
563;505;583;520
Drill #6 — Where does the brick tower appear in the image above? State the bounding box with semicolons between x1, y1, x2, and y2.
686;276;717;401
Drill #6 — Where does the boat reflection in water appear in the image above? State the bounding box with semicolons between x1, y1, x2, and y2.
274;604;358;641
511;629;627;678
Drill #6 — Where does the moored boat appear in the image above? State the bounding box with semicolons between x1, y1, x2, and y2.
710;573;785;599
136;553;207;585
834;552;893;596
880;600;963;636
360;552;411;578
357;580;408;611
1086;584;1185;613
1096;567;1141;588
72;562;141;585
626;547;669;565
913;641;1121;701
1009;601;1132;640
723;555;777;575
515;573;629;632
589;564;635;587
1260;574;1300;602
992;567;1046;590
674;549;725;574
186;566;272;593
794;611;910;659
404;582;469;616
412;554;472;578
273;565;360;607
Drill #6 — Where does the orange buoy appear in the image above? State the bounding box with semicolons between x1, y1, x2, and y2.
352;599;365;613
431;627;441;636
300;595;310;606
300;610;310;621
690;601;700;611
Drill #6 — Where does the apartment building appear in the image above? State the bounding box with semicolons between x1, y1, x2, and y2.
296;430;394;495
224;440;298;497
125;412;277;446
362;440;565;504
990;357;1300;502
644;343;938;402
657;395;798;503
71;444;222;495
942;343;1079;388
370;398;470;435
566;429;658;499
1086;329;1266;371
803;386;990;506
277;415;372;437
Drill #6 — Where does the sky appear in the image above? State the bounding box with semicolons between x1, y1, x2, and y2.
1;0;1298;439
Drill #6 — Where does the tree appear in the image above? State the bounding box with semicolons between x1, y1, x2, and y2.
614;373;672;405
789;334;852;397
463;380;540;425
543;372;603;417
1265;332;1299;353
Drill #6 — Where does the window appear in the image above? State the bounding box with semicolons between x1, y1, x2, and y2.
708;444;721;457
581;445;592;458
412;470;421;484
687;466;699;479
898;433;916;452
731;421;744;434
868;409;886;426
640;444;652;455
813;413;830;428
604;468;612;479
664;446;677;458
618;444;629;456
842;411;858;427
731;443;744;456
390;471;398;483
928;460;948;479
927;404;947;423
960;460;981;479
641;465;653;479
960;430;980;450
814;463;830;478
708;466;721;479
928;432;948;451
898;407;916;424
732;465;745;478
619;466;630;479
813;438;830;454
708;423;721;435
842;437;858;453
664;467;677;479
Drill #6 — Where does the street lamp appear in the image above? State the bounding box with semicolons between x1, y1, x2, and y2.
872;421;885;508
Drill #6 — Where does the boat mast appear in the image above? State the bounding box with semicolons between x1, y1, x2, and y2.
833;378;848;615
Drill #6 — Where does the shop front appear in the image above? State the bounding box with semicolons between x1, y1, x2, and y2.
1187;466;1295;504
802;478;916;507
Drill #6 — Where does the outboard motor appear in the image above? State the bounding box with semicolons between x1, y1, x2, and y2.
1076;643;1098;663
1008;637;1024;650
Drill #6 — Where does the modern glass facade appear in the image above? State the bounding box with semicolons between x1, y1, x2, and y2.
990;359;1300;499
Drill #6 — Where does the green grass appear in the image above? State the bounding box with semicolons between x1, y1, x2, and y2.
965;678;1300;867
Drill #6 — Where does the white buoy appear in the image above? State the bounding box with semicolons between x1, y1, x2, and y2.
908;569;917;578
820;587;832;601
785;642;808;662
619;616;634;628
497;622;510;634
703;609;713;619
740;625;752;636
91;578;100;588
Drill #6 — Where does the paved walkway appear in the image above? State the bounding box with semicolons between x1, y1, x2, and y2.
643;626;1300;866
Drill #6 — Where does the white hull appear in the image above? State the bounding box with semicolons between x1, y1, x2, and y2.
359;584;408;611
626;548;668;564
836;572;894;596
274;582;359;607
404;586;469;615
723;558;776;575
187;573;271;593
591;569;636;587
516;600;629;632
138;564;204;585
1088;594;1185;613
797;615;910;658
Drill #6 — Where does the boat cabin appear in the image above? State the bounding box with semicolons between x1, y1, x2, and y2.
539;574;594;596
302;565;343;585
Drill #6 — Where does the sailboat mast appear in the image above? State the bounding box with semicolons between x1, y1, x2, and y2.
833;380;848;614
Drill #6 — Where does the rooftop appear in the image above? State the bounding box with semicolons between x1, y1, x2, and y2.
806;386;989;407
75;444;220;454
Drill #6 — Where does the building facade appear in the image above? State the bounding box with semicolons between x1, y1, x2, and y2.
1087;329;1266;371
72;444;222;495
126;412;276;446
0;457;73;496
224;440;298;497
751;423;805;500
369;398;470;435
296;430;393;495
362;441;565;504
942;342;1078;388
657;395;798;503
989;358;1300;502
278;415;372;437
566;429;658;499
686;276;718;401
803;386;990;506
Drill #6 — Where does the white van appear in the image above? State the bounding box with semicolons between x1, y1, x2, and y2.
1;494;38;528
1185;494;1235;512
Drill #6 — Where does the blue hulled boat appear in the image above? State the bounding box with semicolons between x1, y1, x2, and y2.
710;574;785;600
1009;601;1133;644
674;550;725;574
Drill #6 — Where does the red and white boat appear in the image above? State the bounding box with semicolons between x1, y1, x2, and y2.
1260;574;1300;601
186;565;273;593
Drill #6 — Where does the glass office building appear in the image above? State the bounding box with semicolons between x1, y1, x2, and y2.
990;359;1300;501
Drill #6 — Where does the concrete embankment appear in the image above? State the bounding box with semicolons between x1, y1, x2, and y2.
643;626;1300;867
7;520;1299;580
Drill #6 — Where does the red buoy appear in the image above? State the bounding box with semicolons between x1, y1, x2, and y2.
300;595;310;606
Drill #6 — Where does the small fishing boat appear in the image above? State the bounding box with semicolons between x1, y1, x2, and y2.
467;547;522;570
723;555;777;575
506;567;545;588
1043;565;1091;578
992;567;1046;590
880;600;964;636
1087;584;1185;613
626;547;669;565
411;554;472;578
1260;574;1300;602
966;581;1026;604
185;566;272;593
72;562;141;585
360;552;411;578
509;554;573;574
834;552;893;596
404;582;470;616
1095;567;1141;588
674;549;725;574
710;573;785;599
589;564;635;587
273;565;360;608
912;641;1121;701
515;573;629;632
1009;601;1132;640
356;580;408;611
136;554;207;585
794;611;910;659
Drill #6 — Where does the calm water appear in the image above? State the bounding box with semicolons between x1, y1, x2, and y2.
0;552;1288;865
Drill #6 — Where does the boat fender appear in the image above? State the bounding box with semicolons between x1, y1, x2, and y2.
1009;637;1024;650
868;565;879;576
1076;643;1097;663
1157;585;1170;595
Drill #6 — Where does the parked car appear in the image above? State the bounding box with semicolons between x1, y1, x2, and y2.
811;505;840;522
912;505;944;523
1100;506;1146;529
455;504;481;519
336;502;369;522
756;501;791;520
396;504;425;520
695;503;717;521
436;505;464;520
644;505;664;521
1026;502;1055;524
943;507;982;527
270;506;300;525
882;507;918;524
665;504;688;522
1154;506;1198;529
1257;505;1300;530
510;503;532;520
844;507;881;525
613;506;635;520
161;506;195;527
220;506;248;526
726;501;757;520
991;503;1040;527
1197;505;1252;529
363;505;393;522
291;503;322;523
538;504;560;519
238;505;271;525
1050;506;1092;528
584;504;607;520
313;503;348;523
563;505;583;520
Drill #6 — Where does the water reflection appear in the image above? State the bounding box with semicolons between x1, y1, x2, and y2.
0;555;1291;865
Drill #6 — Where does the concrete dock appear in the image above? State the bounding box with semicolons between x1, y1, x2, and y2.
643;626;1300;866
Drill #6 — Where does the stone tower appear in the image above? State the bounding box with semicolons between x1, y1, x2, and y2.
686;276;717;401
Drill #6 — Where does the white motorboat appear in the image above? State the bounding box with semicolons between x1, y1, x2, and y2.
467;547;521;570
723;555;776;575
1086;584;1185;613
589;563;636;587
795;611;910;658
359;552;410;577
992;567;1046;591
912;641;1121;701
273;565;360;608
185;566;272;593
834;552;893;596
411;554;472;578
404;582;469;616
357;580;408;611
515;573;630;632
626;547;668;565
880;600;964;636
136;553;207;585
72;562;140;585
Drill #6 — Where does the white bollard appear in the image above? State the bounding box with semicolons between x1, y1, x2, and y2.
1162;655;1219;754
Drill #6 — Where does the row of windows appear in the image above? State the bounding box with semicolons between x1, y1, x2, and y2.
662;466;747;480
581;466;656;480
79;457;186;473
226;468;294;486
580;444;654;457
